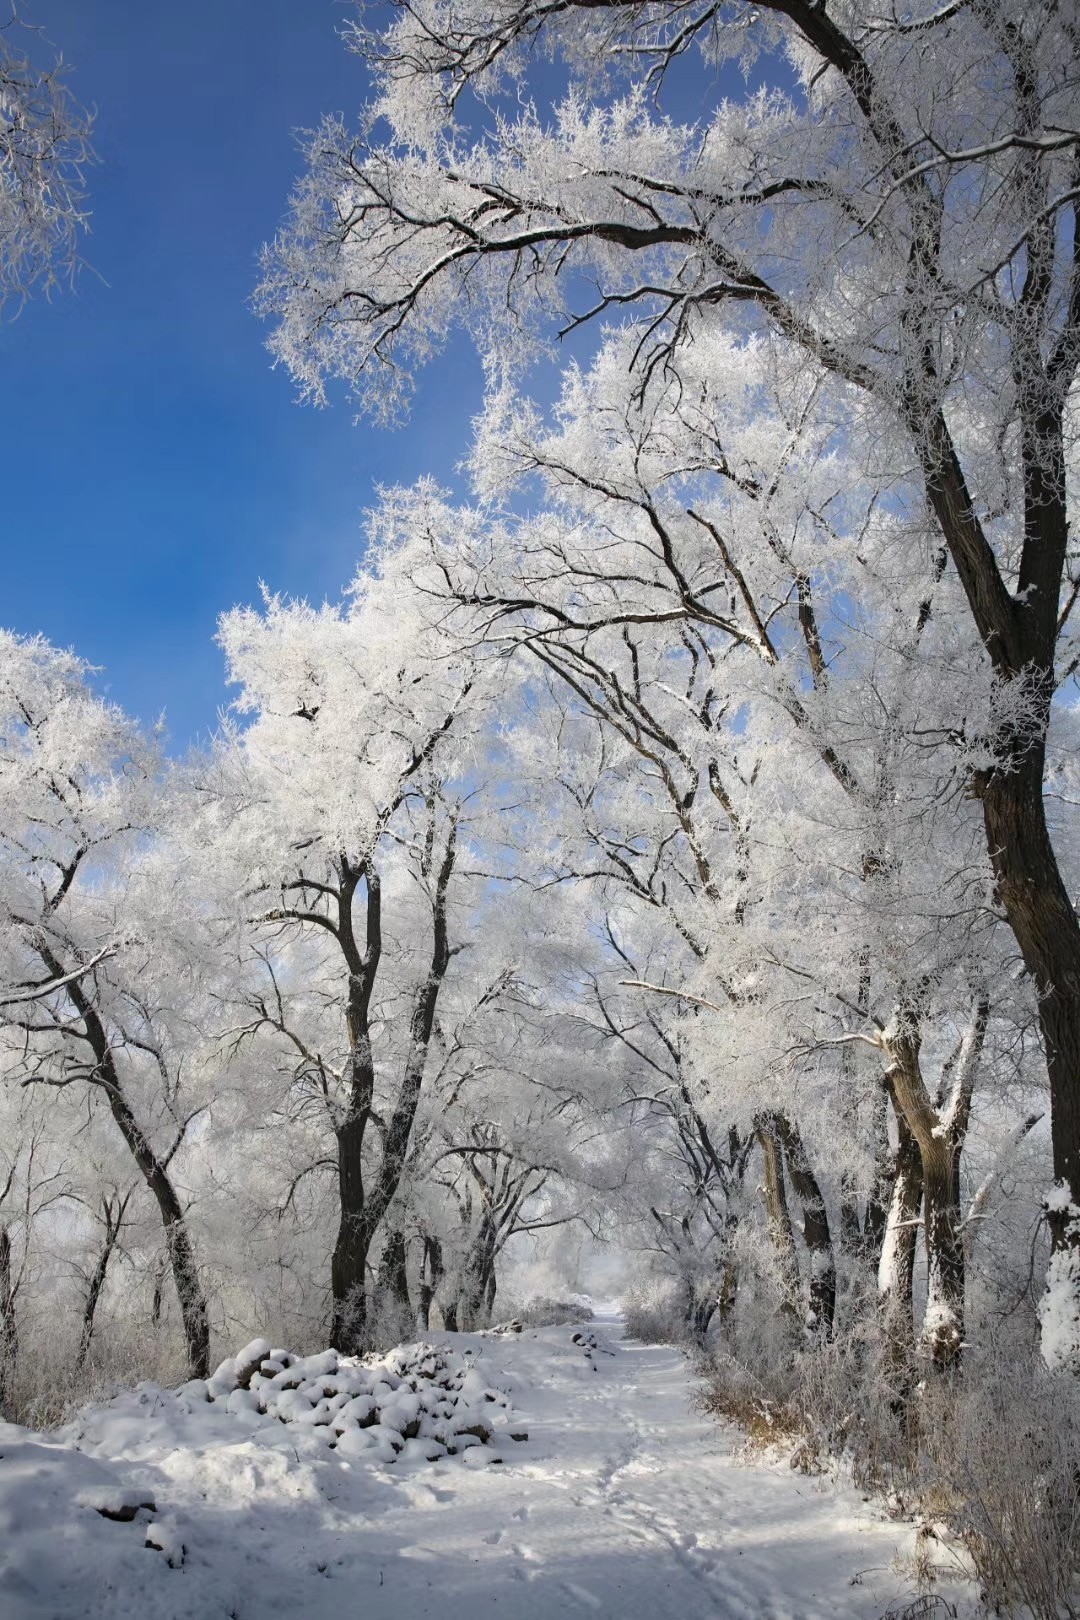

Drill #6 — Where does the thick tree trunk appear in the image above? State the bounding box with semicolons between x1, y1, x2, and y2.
331;823;457;1354
884;1026;967;1370
331;1113;372;1353
921;404;1080;1364
417;1235;443;1332
885;995;988;1369
878;1106;923;1425
461;1221;497;1330
758;1116;800;1318
979;754;1080;1347
920;1139;966;1370
376;1227;412;1323
716;1256;738;1332
777;1116;836;1339
682;1276;718;1346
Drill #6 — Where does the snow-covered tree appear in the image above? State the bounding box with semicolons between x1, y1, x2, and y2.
0;633;212;1377
199;539;506;1353
260;0;1080;1368
0;9;92;309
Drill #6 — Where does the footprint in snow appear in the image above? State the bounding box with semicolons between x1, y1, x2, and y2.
560;1580;603;1611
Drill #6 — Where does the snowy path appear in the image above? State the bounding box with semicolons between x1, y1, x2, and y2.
0;1311;979;1619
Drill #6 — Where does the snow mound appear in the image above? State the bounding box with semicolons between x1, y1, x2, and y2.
190;1338;529;1464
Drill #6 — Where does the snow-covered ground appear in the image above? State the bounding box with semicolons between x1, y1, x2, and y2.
0;1308;982;1619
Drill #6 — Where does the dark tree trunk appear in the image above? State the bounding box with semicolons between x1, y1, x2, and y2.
0;1226;15;1420
778;1117;836;1340
331;1112;372;1353
39;948;210;1378
919;401;1080;1342
418;1235;443;1332
151;1252;166;1327
758;1115;800;1318
461;1220;497;1330
979;749;1080;1267
97;1082;209;1377
330;819;457;1354
682;1277;718;1346
76;1193;129;1375
377;1228;412;1318
863;1079;892;1264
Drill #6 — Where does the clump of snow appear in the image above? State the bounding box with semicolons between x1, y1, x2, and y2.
196;1338;528;1463
1045;1180;1077;1216
144;1518;185;1567
1039;1185;1080;1374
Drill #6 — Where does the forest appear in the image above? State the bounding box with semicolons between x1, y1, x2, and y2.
1;3;1080;1617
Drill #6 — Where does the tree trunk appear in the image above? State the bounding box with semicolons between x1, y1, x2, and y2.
863;1079;892;1264
883;1002;986;1371
920;403;1080;1366
777;1116;836;1339
151;1253;166;1326
376;1227;412;1321
42;952;210;1378
460;1221;496;1330
878;1109;922;1417
758;1115;800;1318
76;1195;128;1375
682;1275;718;1346
978;752;1080;1363
331;1113;371;1353
417;1235;443;1332
0;1226;15;1420
331;822;457;1354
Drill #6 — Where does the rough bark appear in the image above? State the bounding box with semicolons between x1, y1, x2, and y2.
0;1225;15;1420
758;1115;800;1318
417;1235;443;1333
376;1228;412;1321
331;814;458;1352
877;1107;923;1416
883;999;987;1369
777;1116;836;1340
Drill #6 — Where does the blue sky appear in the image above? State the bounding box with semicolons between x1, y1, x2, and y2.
1;0;486;748
2;3;770;750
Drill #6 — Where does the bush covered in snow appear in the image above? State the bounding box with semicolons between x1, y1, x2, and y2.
507;1295;594;1329
621;1281;693;1348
